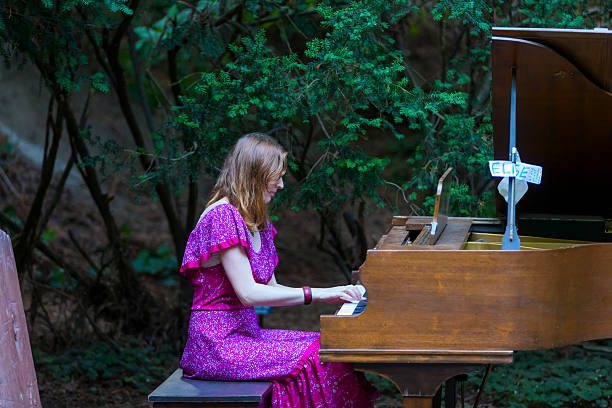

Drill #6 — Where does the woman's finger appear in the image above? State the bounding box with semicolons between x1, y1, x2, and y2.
341;288;355;299
345;286;361;300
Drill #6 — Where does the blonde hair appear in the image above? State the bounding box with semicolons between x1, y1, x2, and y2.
207;133;287;232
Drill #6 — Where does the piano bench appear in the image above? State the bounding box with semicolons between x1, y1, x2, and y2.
148;369;272;408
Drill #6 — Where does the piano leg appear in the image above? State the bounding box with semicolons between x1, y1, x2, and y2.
354;363;480;408
444;376;458;408
432;387;442;408
431;378;459;408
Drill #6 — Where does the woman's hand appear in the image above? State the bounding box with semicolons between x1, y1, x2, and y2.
312;285;364;304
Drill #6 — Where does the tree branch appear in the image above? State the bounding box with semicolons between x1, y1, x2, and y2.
109;0;140;53
0;211;93;288
214;3;243;27
168;44;183;106
185;179;198;238
37;154;74;239
128;27;156;133
14;94;63;275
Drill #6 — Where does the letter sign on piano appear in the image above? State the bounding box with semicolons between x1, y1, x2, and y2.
489;161;516;177
515;163;542;185
489;160;542;185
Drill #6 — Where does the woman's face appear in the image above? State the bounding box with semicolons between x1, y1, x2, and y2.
264;175;284;204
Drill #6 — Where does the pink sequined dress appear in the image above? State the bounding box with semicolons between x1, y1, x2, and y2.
179;203;378;407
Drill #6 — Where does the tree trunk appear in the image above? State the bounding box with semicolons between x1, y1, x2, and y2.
14;96;63;276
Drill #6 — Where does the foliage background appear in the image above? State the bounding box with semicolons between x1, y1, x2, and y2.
0;0;610;406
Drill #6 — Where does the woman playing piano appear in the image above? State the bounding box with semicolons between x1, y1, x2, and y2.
178;133;378;407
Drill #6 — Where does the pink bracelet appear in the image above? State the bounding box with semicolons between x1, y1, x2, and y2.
302;286;312;305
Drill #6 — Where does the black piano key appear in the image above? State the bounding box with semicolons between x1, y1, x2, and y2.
352;300;368;315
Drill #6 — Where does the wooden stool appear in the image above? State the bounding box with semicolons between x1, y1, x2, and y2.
148;369;272;408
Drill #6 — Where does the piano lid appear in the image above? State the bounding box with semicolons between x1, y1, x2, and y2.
491;27;612;219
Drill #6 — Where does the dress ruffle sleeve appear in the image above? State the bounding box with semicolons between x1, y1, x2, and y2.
270;223;277;239
180;204;251;278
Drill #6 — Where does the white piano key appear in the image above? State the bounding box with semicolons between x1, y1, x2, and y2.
336;302;358;316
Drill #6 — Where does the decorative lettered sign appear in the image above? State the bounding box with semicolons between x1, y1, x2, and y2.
515;163;542;184
489;160;516;177
489;160;542;185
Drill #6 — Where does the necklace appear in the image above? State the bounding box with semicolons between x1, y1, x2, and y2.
250;229;262;252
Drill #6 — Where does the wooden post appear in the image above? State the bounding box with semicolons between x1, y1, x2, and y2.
0;229;41;407
403;397;433;408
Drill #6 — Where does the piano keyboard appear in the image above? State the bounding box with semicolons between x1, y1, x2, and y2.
336;284;367;316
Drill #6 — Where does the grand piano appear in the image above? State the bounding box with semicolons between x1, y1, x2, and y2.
319;27;612;408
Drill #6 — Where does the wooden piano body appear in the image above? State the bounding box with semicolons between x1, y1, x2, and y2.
319;27;612;408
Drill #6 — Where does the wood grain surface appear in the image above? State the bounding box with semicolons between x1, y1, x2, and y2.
0;230;41;408
321;243;612;352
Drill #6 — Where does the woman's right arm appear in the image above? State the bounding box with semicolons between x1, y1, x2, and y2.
220;245;363;307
